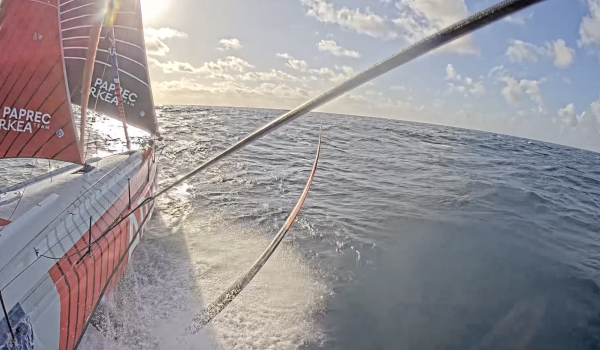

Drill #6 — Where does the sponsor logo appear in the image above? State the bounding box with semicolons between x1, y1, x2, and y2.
90;77;138;107
1;107;52;134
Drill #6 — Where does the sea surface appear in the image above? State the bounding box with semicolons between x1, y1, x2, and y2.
3;106;600;350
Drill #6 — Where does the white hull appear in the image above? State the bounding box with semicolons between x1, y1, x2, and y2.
0;148;157;350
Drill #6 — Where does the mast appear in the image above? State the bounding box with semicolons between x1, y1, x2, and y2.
78;22;104;158
79;0;134;156
63;0;158;142
107;27;132;151
114;69;132;151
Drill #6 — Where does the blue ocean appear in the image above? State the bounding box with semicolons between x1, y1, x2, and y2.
4;106;600;349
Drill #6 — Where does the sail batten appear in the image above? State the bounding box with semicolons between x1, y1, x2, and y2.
63;0;157;135
0;0;84;164
0;0;156;164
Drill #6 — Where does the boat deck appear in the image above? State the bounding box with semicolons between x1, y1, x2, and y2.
0;153;135;226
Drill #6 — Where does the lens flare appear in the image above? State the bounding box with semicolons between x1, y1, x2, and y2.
140;0;170;21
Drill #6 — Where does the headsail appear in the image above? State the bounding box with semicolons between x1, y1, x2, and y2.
61;0;157;134
0;0;84;164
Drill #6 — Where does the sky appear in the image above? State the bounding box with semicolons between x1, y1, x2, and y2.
139;0;600;151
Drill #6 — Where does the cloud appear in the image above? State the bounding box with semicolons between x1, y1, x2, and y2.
145;27;188;39
199;56;255;74
145;39;171;57
148;57;202;74
558;103;585;127
498;75;545;112
302;0;393;38
592;93;600;123
154;75;421;120
149;56;254;78
335;65;356;77
237;69;301;82
276;53;293;60
445;64;484;97
505;40;547;63
308;67;335;77
503;12;533;25
551;39;576;68
469;81;485;96
519;79;544;109
445;64;459;80
446;82;466;95
276;53;351;82
317;40;361;57
488;65;509;79
144;27;187;56
505;39;575;68
218;38;243;51
327;65;358;83
288;59;308;71
578;0;600;48
154;79;314;101
500;76;523;106
276;53;308;71
300;0;478;55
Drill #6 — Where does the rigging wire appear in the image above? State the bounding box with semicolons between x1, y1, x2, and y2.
0;161;36;234
85;0;549;249
18;0;550;342
85;49;111;159
73;198;156;350
33;147;166;262
74;133;320;349
33;0;550;270
152;0;548;200
30;0;550;273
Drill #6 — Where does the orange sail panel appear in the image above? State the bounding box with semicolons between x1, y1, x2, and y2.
0;0;84;164
62;0;158;134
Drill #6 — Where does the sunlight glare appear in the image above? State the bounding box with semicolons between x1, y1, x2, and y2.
140;0;169;21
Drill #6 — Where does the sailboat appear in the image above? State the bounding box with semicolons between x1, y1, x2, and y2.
0;0;549;348
0;0;159;348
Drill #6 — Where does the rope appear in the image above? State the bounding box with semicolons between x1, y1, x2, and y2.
32;146;165;262
73;198;155;350
35;0;548;271
150;0;550;200
0;151;142;283
73;131;318;349
83;46;110;160
0;291;15;345
0;160;38;234
4;0;549;342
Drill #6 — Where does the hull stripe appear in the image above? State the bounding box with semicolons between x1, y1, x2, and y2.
47;150;156;349
55;263;71;350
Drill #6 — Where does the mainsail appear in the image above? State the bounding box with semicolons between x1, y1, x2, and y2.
0;0;84;164
0;0;156;164
61;0;157;134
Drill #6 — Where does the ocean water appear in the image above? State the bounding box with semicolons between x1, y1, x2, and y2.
3;106;600;349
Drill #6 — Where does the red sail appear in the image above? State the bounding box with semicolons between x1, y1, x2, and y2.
0;0;84;164
61;0;157;134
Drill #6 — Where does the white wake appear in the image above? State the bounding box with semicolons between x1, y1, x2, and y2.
80;209;328;350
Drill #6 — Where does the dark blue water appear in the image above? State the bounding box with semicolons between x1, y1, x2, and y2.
152;106;600;350
5;105;600;349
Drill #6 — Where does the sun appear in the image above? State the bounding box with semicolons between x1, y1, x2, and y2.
140;0;170;21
